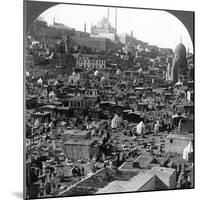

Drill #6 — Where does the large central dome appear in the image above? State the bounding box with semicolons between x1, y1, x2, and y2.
175;43;186;58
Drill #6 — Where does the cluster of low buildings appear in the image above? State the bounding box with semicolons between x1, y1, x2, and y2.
25;10;194;199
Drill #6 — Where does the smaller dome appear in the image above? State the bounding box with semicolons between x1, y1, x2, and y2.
175;43;186;58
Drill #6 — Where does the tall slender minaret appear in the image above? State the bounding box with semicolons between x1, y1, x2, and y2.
53;17;55;25
91;23;93;33
107;8;110;23
131;30;133;38
84;23;86;32
187;47;190;58
115;8;117;34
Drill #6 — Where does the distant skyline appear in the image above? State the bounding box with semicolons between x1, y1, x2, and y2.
39;4;193;53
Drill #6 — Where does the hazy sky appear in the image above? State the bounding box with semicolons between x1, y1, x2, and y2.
39;4;193;53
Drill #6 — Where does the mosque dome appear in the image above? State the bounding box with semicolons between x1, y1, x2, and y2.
175;43;186;58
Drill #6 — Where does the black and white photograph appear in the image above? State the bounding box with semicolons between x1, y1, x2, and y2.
24;0;194;199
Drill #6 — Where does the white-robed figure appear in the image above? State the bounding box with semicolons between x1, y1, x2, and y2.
94;70;99;76
101;76;105;82
136;121;146;135
86;122;93;130
154;120;160;135
138;68;143;75
49;121;53;129
37;78;43;85
175;78;183;87
53;80;59;86
116;69;121;75
26;71;30;77
49;90;56;99
34;118;40;127
111;114;122;129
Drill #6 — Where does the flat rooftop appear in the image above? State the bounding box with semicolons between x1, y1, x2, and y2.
56;106;70;111
63;130;90;135
134;155;154;167
26;94;38;99
149;166;175;177
64;139;96;146
118;162;146;172
40;105;57;109
166;133;193;140
32;111;51;116
119;155;155;171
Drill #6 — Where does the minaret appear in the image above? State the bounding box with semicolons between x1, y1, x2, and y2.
91;23;93;33
187;47;190;58
131;30;133;38
107;8;110;23
84;23;86;32
53;17;55;25
115;8;117;34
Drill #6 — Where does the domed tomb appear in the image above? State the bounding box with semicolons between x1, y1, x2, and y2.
172;42;188;83
175;43;186;59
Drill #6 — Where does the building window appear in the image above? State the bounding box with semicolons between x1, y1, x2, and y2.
81;100;83;108
42;177;45;183
170;139;173;143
